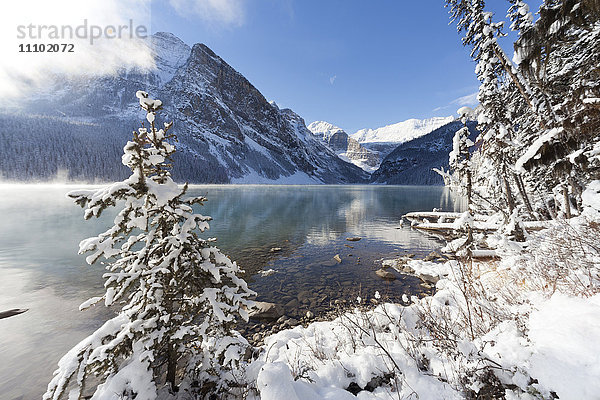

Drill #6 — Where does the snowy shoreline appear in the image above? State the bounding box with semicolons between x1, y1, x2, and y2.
243;187;600;399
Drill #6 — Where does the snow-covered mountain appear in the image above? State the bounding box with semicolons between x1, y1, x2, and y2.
351;116;455;144
340;116;457;166
150;32;193;87
306;117;458;173
307;121;379;172
0;33;368;184
370;121;478;185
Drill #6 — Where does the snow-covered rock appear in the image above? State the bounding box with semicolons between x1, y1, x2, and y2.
307;121;345;140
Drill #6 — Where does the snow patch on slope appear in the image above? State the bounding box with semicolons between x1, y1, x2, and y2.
351;116;455;144
307;121;345;139
150;32;191;87
308;121;380;173
337;153;379;173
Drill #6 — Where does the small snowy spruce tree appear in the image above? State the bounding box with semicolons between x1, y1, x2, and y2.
450;107;476;250
44;91;254;400
450;107;475;206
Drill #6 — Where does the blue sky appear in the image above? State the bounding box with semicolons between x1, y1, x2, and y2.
150;0;532;133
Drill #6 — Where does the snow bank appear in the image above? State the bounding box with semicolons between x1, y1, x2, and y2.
528;293;600;399
249;307;462;400
255;362;357;400
582;180;600;212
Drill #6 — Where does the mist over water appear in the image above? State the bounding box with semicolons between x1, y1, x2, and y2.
0;184;464;399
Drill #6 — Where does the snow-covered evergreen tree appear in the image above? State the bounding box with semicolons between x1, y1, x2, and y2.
449;107;475;206
513;0;600;216
444;0;600;238
457;111;478;251
43;91;254;400
446;0;526;221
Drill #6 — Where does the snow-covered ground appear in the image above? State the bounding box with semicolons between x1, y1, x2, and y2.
244;181;600;399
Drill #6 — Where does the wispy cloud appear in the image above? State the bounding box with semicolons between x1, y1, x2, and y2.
169;0;245;26
451;91;479;106
432;91;479;114
329;75;337;85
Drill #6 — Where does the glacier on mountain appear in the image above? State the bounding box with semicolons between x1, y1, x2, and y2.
351;116;455;144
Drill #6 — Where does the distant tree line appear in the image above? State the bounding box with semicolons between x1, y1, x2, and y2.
0;113;231;183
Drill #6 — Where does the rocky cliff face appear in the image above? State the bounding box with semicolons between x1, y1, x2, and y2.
370;121;478;185
345;137;380;171
307;121;379;172
161;43;368;183
2;33;367;184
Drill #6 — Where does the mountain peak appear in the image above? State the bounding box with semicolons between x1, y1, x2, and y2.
307;121;345;138
150;32;191;87
190;43;220;60
152;31;186;44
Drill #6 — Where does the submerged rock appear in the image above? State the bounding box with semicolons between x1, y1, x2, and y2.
321;259;339;267
248;301;284;320
375;269;396;280
419;273;440;285
284;298;300;309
